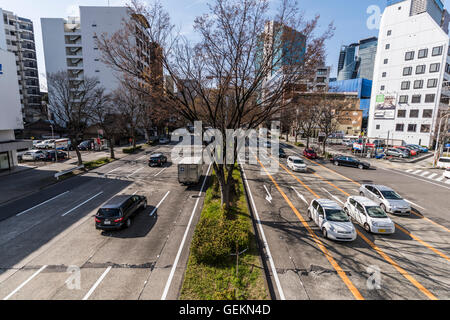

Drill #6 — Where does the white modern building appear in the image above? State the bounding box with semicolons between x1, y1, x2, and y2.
0;48;32;171
0;8;42;124
368;0;450;147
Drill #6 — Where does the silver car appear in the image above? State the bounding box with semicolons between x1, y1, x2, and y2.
359;184;411;215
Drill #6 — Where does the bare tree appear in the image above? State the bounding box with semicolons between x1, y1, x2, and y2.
296;96;320;149
316;96;343;155
98;0;333;209
47;71;102;165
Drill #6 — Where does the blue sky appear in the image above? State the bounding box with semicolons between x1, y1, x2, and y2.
0;0;448;89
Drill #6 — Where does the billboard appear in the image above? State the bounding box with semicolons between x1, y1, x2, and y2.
374;94;397;119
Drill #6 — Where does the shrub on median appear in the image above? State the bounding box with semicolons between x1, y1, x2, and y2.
83;157;113;170
122;145;143;154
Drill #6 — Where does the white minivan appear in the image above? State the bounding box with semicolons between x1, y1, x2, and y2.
437;157;450;169
307;198;356;241
344;196;395;234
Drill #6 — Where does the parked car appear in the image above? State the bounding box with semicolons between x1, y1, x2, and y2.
95;195;147;230
394;146;417;156
437;157;450;169
21;150;46;161
385;147;409;158
32;140;42;147
43;150;67;161
287;156;307;172
402;145;419;156
372;139;386;148
408;144;428;153
405;144;422;154
35;139;55;149
148;153;167;167
330;155;370;169
359;184;411;215
78;140;93;151
444;168;450;179
303;148;317;159
307;199;356;241
159;137;170;144
344;196;395;234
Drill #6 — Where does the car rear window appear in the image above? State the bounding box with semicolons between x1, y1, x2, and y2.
97;208;121;217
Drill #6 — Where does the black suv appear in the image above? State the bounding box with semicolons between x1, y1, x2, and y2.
95;195;147;230
148;153;167;167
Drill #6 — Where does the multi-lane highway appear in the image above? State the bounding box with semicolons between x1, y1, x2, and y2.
242;143;449;300
0;143;210;300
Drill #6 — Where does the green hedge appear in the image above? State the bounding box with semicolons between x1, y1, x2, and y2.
295;142;305;147
122;145;143;154
83;157;113;170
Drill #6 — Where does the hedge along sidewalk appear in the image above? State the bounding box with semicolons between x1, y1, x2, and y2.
180;165;269;300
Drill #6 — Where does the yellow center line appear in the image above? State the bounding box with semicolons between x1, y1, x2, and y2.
257;159;365;301
304;156;450;234
274;156;438;300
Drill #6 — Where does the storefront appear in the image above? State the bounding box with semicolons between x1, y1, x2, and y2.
0;139;32;171
0;151;11;171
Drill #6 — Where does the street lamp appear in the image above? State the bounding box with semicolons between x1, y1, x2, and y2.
50;124;57;162
433;113;450;168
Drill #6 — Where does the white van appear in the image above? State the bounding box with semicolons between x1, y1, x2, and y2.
437;157;450;169
178;157;203;185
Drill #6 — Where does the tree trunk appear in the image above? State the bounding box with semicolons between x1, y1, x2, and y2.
323;139;327;155
295;130;298;143
306;136;310;148
109;138;115;159
286;131;289;142
74;146;83;166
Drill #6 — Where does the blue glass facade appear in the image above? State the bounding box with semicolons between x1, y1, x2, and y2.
328;78;373;118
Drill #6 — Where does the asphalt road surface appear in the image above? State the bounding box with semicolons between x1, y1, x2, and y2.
0;143;211;300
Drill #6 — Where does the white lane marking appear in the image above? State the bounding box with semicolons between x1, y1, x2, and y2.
263;185;272;203
105;167;121;175
16;191;70;216
161;164;212;300
420;171;430;177
241;164;286;300
404;199;426;210
291;187;309;205
412;170;422;175
149;191;170;216
132;191;138;195
126;167;144;178
154;168;167;177
436;176;445;182
382;168;450;191
3;265;47;300
61;192;103;217
427;173;438;180
321;188;344;205
406;169;413;173
446;179;450;185
82;266;112;300
137;155;148;160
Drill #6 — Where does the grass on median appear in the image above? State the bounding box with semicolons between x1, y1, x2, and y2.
180;166;269;300
83;157;113;170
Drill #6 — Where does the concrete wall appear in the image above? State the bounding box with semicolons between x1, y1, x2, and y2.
41;18;68;75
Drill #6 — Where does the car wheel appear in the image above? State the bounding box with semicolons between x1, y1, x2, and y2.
358;164;364;170
322;228;328;239
126;218;131;228
334;161;339;166
307;210;312;221
364;223;371;233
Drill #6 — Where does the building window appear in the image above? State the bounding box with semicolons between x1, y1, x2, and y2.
416;65;426;74
384;59;389;64
407;124;417;132
429;63;440;73
94;47;98;50
432;46;443;56
423;109;433;118
397;110;406;118
427;78;438;88
396;124;404;131
401;81;410;90
446;63;450;74
413;80;423;89
399;95;408;104
418;48;428;59
411;95;421;103
382;72;387;77
376;125;380;130
405;51;414;61
385;44;390;50
92;24;97;27
424;94;435;103
381;85;385;90
387;30;392;36
410;109;419;118
403;67;412;76
420;124;430;133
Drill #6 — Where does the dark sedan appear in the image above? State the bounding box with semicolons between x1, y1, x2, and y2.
330;155;370;169
148;153;167;167
95;195;147;230
43;150;67;161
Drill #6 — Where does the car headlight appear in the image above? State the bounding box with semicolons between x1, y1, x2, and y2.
329;225;336;232
372;221;380;227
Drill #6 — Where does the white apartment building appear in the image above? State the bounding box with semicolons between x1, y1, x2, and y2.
0;8;42;124
368;0;450;147
0;48;32;171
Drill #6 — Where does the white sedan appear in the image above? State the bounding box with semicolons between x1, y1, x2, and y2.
287;156;307;172
307;199;357;241
22;150;46;161
344;196;395;234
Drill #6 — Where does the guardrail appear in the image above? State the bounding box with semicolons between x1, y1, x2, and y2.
54;165;84;180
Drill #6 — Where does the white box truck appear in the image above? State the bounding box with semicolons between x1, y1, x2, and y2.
178;156;203;185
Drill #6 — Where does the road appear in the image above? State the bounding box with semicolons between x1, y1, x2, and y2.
241;143;450;300
0;143;210;300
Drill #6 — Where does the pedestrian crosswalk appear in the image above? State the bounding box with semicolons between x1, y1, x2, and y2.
404;168;450;184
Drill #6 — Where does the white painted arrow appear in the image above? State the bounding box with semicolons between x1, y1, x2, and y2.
263;185;272;203
290;187;309;205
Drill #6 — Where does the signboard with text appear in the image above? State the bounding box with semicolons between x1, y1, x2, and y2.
374;94;397;119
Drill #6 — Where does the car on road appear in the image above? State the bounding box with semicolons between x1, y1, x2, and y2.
21;150;46;161
444;168;450;179
43;150;67;161
437;157;450;169
287;156;307;172
344;196;395;234
303;148;317;159
278;148;286;158
159;137;170;144
95;195;147;230
359;184;411;215
385;147;409;158
148;153;167;167
330;155;370;169
307;199;357;241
